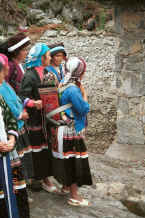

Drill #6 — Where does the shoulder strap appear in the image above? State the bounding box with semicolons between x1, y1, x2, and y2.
46;103;72;119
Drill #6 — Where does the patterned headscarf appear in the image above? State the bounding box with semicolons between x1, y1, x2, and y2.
61;57;86;85
25;43;50;69
0;53;8;67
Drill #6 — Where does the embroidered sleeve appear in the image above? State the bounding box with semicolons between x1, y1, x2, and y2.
2;97;18;137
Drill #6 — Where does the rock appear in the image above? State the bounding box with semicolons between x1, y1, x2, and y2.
106;142;145;161
62;6;83;27
105;20;116;34
27;9;46;24
78;30;95;37
103;39;114;46
120;185;145;217
96;182;125;197
0;35;6;43
7;25;17;35
67;30;78;37
59;31;68;36
38;18;62;26
48;0;63;15
62;7;73;23
41;30;57;38
96;30;104;36
117;118;144;145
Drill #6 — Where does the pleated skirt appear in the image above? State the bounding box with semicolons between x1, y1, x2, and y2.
51;125;92;187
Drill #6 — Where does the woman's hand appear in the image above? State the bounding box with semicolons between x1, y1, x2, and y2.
0;142;8;152
21;111;29;120
0;135;15;152
34;100;43;110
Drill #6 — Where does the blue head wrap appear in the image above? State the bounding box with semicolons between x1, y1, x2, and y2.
25;43;50;69
50;46;66;57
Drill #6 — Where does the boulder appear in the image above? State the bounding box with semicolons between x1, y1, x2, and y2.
38;18;62;26
27;9;46;25
41;30;57;38
120;184;145;217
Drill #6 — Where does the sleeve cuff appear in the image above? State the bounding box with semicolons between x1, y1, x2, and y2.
8;130;19;138
23;98;30;107
25;99;35;108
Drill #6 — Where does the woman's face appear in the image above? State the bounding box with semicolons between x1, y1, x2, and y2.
52;52;65;66
0;68;5;83
80;71;85;81
3;65;9;77
16;47;28;63
41;51;51;67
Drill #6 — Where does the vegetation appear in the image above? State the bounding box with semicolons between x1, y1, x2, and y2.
96;0;145;9
16;0;33;14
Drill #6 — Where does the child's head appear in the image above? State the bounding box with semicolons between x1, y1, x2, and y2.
49;43;67;66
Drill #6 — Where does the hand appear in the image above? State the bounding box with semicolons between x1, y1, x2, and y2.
0;142;8;152
34;100;42;110
0;135;15;152
58;82;63;88
21;111;29;120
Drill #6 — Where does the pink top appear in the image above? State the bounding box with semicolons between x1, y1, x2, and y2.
35;66;44;81
25;66;45;108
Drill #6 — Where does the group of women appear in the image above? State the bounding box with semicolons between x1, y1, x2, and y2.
0;32;92;218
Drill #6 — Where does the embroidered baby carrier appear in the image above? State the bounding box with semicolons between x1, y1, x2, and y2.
39;87;60;121
38;70;72;126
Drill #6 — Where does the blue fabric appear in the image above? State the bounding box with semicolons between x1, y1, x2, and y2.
50;46;65;55
0;81;24;129
45;65;64;83
60;85;90;133
0;155;19;218
25;43;50;69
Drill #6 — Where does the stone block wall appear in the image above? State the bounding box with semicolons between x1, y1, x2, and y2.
106;8;145;161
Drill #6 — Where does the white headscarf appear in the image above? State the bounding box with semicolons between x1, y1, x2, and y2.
62;57;86;86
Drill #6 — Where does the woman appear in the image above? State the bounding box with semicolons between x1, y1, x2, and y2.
0;32;31;94
20;43;58;192
0;53;34;182
45;43;67;87
50;57;92;206
0;62;29;218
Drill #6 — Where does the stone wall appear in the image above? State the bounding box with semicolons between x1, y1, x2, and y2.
106;8;145;161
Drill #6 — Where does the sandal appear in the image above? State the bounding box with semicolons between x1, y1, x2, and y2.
42;182;58;193
68;198;90;207
59;187;70;195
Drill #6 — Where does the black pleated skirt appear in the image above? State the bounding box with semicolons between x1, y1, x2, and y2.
51;125;92;187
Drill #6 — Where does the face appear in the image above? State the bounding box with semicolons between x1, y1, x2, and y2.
0;68;5;83
52;52;65;66
16;47;28;63
80;71;85;81
4;65;9;77
41;51;51;67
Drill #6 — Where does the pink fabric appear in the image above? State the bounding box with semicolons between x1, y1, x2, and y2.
26;99;35;108
0;53;9;66
35;66;44;81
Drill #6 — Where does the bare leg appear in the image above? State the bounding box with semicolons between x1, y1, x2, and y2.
70;184;83;201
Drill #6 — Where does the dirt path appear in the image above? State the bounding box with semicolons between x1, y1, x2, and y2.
30;153;145;218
